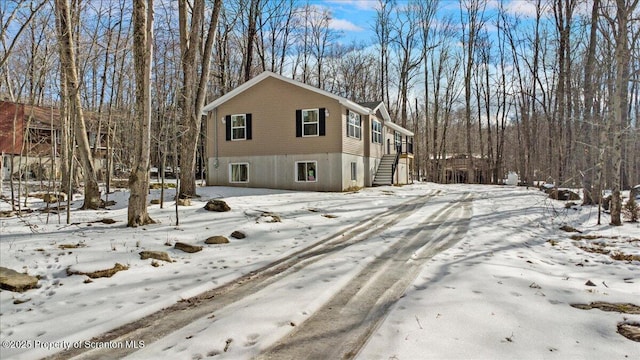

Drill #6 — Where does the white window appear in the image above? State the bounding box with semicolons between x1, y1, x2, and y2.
229;163;249;183
350;162;357;181
371;120;382;144
231;114;246;140
296;161;317;182
395;131;402;152
302;109;319;136
347;111;361;139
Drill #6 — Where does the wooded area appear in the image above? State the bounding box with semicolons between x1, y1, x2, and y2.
1;0;638;226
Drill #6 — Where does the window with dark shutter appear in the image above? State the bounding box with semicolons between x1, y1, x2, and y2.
296;110;302;137
298;109;320;137
319;108;326;136
225;115;232;141
226;114;250;141
246;113;252;140
230;114;247;140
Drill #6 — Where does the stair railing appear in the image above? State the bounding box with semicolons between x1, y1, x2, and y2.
391;151;400;185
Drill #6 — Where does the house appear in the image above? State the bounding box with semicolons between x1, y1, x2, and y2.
202;71;414;192
430;154;492;184
0;101;108;180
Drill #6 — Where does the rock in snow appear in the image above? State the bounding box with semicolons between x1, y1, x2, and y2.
204;199;231;212
0;267;39;292
174;242;203;253
230;230;247;239
205;236;230;244
139;251;173;262
67;263;129;279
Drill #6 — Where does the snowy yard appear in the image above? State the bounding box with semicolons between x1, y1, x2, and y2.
0;183;638;359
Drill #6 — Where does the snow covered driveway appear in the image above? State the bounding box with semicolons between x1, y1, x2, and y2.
2;184;638;359
40;190;472;359
257;193;472;359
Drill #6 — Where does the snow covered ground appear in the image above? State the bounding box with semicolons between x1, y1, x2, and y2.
0;183;638;359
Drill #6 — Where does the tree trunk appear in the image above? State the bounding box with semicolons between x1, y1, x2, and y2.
609;0;636;225
54;0;101;210
461;0;485;184
244;0;260;82
375;0;392;109
128;0;155;227
581;0;600;205
178;0;222;199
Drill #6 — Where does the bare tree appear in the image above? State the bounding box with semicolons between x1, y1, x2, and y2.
255;0;296;74
392;0;424;128
54;0;101;209
581;0;601;205
375;0;394;108
331;44;379;101
127;0;154;227
429;18;462;182
460;0;486;183
605;0;639;225
552;0;577;186
177;0;223;199
477;31;492;182
417;0;438;178
492;8;510;185
0;1;47;70
308;5;338;89
243;0;261;81
501;0;546;185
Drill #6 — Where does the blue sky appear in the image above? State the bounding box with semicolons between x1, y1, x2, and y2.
315;0;381;44
315;0;570;45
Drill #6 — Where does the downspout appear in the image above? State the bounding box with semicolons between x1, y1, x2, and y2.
214;107;219;169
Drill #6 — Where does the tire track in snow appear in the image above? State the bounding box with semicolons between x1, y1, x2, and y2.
257;192;473;360
44;190;442;360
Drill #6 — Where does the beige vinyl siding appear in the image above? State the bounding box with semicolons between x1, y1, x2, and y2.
383;126;396;154
203;72;415;190
342;109;365;156
206;76;344;158
367;115;385;160
364;114;384;186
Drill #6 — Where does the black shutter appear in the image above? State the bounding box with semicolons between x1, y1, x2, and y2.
319;108;326;136
296;110;302;137
246;113;252;140
225;115;231;141
346;110;350;137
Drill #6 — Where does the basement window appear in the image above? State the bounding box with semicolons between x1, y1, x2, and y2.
296;161;317;182
229;163;249;183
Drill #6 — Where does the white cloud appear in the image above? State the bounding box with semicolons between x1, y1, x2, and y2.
325;0;380;11
330;18;364;32
504;0;551;18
